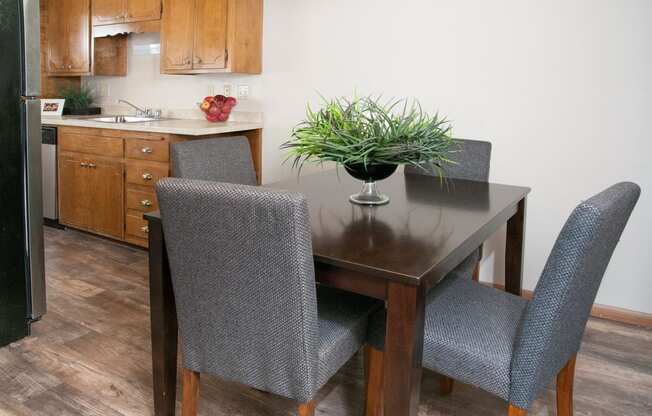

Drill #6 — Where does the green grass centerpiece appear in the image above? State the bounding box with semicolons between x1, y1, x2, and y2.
282;95;456;205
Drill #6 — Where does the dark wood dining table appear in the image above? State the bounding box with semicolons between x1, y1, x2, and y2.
145;169;530;416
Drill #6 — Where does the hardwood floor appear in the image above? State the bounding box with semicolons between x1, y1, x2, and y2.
0;227;650;416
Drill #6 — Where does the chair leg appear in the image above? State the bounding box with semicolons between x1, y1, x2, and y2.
364;345;385;416
557;354;577;416
472;262;480;282
508;404;527;415
182;368;200;416
440;375;455;395
298;400;316;416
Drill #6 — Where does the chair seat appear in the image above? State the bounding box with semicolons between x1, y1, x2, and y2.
367;277;527;400
316;286;383;389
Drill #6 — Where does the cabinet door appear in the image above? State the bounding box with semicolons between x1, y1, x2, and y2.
193;0;228;70
92;0;125;25
126;0;162;23
88;158;125;239
58;154;92;230
161;0;195;72
47;0;91;74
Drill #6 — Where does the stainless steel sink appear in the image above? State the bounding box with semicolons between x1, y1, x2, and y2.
87;115;163;124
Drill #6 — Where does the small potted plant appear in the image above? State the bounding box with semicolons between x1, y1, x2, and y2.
59;86;101;116
282;95;456;205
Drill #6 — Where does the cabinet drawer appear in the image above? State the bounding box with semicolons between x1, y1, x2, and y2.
126;212;150;239
127;188;159;212
126;161;169;187
125;139;169;162
60;132;123;158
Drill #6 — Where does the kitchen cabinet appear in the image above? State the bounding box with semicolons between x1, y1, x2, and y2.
161;0;263;74
56;126;262;248
93;0;162;26
58;152;124;239
46;0;91;76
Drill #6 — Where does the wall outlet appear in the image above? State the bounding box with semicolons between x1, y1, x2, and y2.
98;83;110;97
237;85;250;100
223;84;233;97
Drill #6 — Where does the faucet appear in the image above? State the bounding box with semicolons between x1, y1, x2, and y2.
118;99;162;119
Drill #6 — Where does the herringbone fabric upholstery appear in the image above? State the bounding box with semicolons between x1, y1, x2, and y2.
366;182;640;410
171;136;257;185
509;182;641;409
156;179;380;403
405;138;492;182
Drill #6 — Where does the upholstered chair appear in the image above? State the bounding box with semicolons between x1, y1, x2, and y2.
170;136;257;185
156;178;381;416
407;138;492;281
365;182;640;416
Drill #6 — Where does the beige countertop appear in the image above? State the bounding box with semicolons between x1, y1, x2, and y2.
42;116;263;136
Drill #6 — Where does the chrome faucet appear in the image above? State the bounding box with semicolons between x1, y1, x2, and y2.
118;99;161;119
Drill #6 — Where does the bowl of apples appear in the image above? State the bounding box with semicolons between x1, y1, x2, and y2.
200;95;237;122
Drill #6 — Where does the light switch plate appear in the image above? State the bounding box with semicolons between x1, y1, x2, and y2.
224;84;233;97
237;85;250;100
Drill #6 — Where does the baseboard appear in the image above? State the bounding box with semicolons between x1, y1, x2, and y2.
485;283;652;329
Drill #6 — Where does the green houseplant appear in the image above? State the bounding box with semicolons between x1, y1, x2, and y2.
282;95;456;205
59;86;101;116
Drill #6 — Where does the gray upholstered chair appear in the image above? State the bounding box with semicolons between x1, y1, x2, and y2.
156;178;381;416
407;138;493;281
171;136;258;185
365;182;640;416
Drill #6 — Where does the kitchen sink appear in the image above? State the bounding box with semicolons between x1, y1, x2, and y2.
87;115;164;123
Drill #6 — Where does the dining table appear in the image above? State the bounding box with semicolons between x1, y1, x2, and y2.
145;169;530;416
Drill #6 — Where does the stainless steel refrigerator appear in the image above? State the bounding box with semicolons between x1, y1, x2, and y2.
0;0;46;347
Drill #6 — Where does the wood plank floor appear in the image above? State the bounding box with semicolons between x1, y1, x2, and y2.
1;227;650;416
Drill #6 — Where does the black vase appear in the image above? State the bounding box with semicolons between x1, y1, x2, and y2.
344;163;398;205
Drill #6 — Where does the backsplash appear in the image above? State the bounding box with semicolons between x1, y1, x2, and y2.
83;32;263;116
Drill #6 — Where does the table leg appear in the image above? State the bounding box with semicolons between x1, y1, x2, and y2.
383;282;426;416
505;197;527;296
148;219;179;416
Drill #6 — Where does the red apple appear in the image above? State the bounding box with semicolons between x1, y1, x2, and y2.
225;97;237;107
203;96;215;103
214;95;227;103
200;100;211;112
221;103;233;113
208;103;221;116
217;112;229;122
206;113;220;122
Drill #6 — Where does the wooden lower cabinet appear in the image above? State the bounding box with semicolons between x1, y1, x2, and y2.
58;152;124;239
57;126;263;249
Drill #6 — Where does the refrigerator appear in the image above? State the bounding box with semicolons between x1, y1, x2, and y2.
0;0;46;347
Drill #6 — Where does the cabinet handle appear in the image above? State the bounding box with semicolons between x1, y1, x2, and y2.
141;199;153;207
80;162;89;168
67;64;72;69
142;173;153;181
141;225;150;234
141;147;153;154
88;163;97;169
195;56;203;64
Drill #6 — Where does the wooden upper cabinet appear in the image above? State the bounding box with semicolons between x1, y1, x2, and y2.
193;0;227;70
46;0;91;76
161;0;262;74
93;0;162;26
92;0;125;25
126;0;162;23
161;0;195;71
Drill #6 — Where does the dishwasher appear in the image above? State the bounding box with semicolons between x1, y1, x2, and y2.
41;126;60;227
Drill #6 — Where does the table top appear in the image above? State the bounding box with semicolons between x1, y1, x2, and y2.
268;170;530;286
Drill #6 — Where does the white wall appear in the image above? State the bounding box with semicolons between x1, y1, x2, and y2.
85;0;652;314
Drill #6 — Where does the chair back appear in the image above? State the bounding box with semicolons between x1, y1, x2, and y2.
509;182;640;409
405;138;492;182
171;136;257;185
156;178;320;402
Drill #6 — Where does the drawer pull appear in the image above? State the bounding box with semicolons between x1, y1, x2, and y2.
142;173;153;181
88;163;97;169
141;199;153;207
80;162;89;168
141;147;153;154
141;226;150;234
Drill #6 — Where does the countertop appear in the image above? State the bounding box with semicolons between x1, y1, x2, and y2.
42;116;263;136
